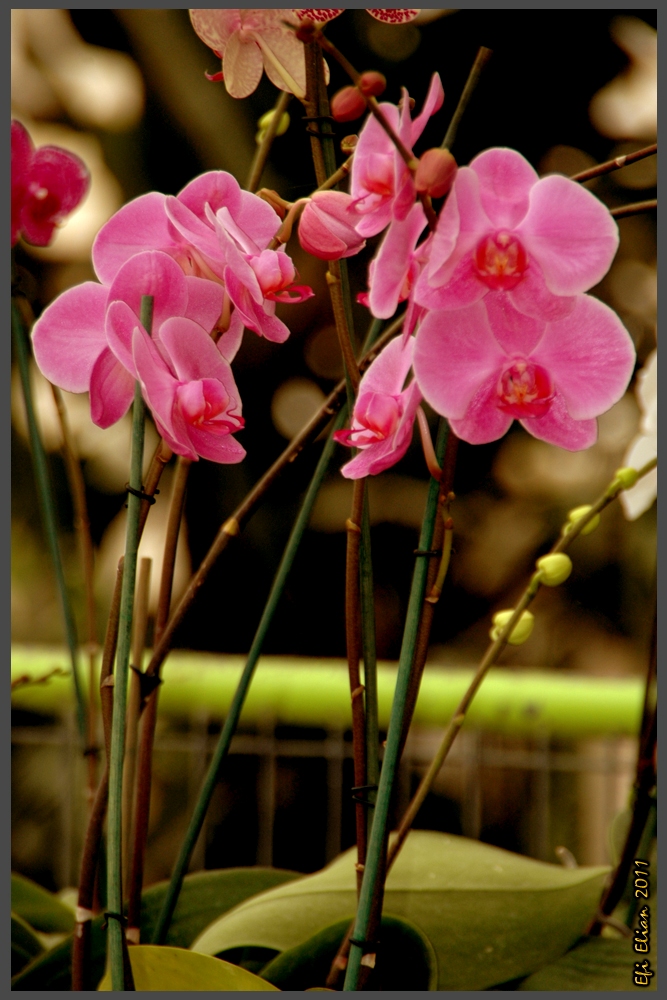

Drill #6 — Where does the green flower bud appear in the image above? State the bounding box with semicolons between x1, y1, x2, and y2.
490;609;535;645
614;466;639;490
258;109;291;135
535;553;573;586
566;504;600;536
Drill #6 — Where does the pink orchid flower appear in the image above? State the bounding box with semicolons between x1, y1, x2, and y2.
415;147;619;328
189;9;307;99
32;250;236;432
298;190;366;260
133;318;245;464
11;119;89;248
412;293;635;451
334;335;422;477
293;9;421;24
350;73;444;238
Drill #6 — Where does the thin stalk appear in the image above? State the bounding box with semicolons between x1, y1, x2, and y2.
11;299;86;740
610;199;657;218
386;458;659;871
122;557;152;898
359;489;379;842
346;480;368;888
441;46;493;151
245;90;292;193
106;296;153;991
51;384;99;800
127;457;191;942
72;558;124;992
571;143;657;183
344;419;450;990
152;406;350;944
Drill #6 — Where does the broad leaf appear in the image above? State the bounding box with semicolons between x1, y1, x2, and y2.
192;831;608;990
11;873;75;933
97;945;279;990
518;936;657;991
12;912;44;977
11;867;299;991
260;913;437;991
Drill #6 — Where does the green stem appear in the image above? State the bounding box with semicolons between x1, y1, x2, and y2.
152;405;349;944
106;295;152;991
360;488;379;831
344;419;450;991
245;90;292;193
11;299;86;741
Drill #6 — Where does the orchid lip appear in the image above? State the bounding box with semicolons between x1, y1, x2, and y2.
474;231;528;291
496;359;554;418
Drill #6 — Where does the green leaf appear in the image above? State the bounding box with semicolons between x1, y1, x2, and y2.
518;936;656;991
260;913;437;991
11;873;75;933
192;831;609;991
97;945;280;990
12;912;44;977
10;867;300;991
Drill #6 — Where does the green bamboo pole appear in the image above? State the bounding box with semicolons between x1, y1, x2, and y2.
11;299;86;741
151;405;349;944
106;295;152;991
344;419;449;991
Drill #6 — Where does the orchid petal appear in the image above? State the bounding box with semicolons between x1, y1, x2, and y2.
186;426;246;464
92;192;174;285
368;9;420;23
224;267;291;342
410;72;444;145
217;308;245;363
133;326;194;456
483;290;547;355
223;31;264;99
520;390;598;451
105;300;142;376
469;147;538;229
158;316;242;417
369;204;427;318
177;171;242;224
360;334;416;397
108;251;189;331
89;348;135;429
448;373;514;445
31;282;108;393
507;260;577;322
184;275;224;331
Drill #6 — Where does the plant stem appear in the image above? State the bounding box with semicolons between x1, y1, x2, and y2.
245;90;292;193
610;199;657;218
11;299;86;741
127;458;191;942
344;419;450;990
441;46;493;151
346;480;368;888
571;143;657;183
360;489;379;842
106;296;153;991
386;458;658;872
72;558;124;991
151;406;349;944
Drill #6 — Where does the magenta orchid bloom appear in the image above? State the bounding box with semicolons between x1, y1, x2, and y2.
298;191;367;260
133;318;245;464
11;119;89;248
350;73;444;238
415;148;619;327
413;294;635;451
334;335;422;478
189;9;307;99
367;202;428;321
32;250;230;432
293;9;420;24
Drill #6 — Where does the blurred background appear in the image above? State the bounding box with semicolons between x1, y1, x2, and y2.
12;9;656;892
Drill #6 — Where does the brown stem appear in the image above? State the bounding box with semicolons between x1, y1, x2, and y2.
316;154;354;192
610;199;657;219
72;558;124;991
127;458;191;941
327;265;361;391
51;385;99;803
346;481;368;892
137;438;172;539
245;90;292;193
571;143;657;183
122;557;152;898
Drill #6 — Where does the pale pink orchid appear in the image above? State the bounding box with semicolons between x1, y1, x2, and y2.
298;190;366;260
350;73;444;238
31;250;240;436
132;318;245;464
293;9;420;24
415;148;619;328
334;335;422;477
413;294;635;451
189;9;307;99
11;119;89;248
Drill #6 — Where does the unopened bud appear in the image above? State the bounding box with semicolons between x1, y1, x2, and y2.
331;86;367;123
566;505;600;536
535;553;572;587
415;148;457;198
358;70;386;97
258;109;291;137
490;609;534;645
614;466;639;490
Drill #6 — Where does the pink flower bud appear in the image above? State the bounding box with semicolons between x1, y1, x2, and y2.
331;86;367;123
414;147;457;199
298;191;366;261
359;71;387;97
